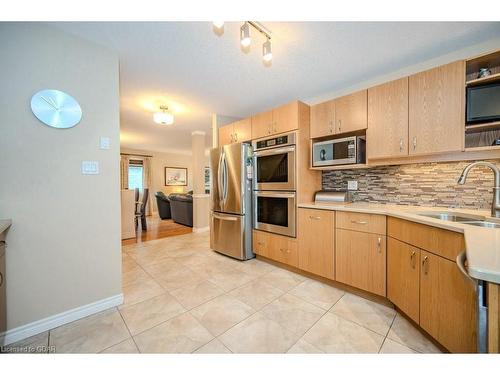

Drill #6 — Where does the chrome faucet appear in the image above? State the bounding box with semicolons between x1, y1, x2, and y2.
457;161;500;218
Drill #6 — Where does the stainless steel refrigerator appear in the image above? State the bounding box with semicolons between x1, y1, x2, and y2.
209;142;254;260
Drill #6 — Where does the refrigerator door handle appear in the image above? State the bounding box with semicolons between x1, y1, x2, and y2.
217;151;224;205
222;152;228;204
212;213;238;221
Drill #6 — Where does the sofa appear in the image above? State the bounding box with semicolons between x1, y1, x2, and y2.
155;192;171;220
168;193;193;227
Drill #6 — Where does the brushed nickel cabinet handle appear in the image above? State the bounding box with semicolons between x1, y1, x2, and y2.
230;133;234;143
413;136;417;150
377;237;382;253
257;241;265;246
338;119;342;132
309;215;321;220
234;132;238;142
351;220;368;225
410;250;416;269
422;256;429;274
399;139;404;152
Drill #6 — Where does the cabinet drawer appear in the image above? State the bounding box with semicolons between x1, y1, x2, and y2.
253;230;269;257
387;217;465;262
336;211;386;235
270;235;298;268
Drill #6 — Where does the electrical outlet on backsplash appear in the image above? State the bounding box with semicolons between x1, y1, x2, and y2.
321;160;500;210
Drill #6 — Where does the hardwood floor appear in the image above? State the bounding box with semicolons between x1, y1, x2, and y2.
122;216;192;245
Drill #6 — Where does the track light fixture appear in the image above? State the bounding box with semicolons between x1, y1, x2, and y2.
212;21;273;66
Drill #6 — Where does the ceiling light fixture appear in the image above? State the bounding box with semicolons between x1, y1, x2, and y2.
262;37;272;63
240;22;251;48
213;21;273;67
212;21;224;35
153;106;174;125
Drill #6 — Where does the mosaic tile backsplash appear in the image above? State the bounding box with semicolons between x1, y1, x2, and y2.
322;160;500;210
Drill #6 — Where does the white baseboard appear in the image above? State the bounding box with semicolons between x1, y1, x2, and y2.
0;293;123;346
192;226;210;233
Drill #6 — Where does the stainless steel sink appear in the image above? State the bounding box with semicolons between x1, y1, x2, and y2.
416;212;484;222
415;212;500;228
463;221;500;229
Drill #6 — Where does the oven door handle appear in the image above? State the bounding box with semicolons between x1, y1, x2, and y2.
254;146;295;157
254;192;296;199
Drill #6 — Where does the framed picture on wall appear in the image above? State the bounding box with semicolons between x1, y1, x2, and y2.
164;167;188;186
204;166;210;191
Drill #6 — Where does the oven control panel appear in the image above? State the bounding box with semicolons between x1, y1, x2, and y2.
254;132;295;151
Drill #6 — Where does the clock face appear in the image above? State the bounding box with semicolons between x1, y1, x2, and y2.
30;89;82;129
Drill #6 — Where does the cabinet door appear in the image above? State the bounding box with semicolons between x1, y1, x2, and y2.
387;238;420;323
298;208;335;279
273;101;299;135
310;100;335;138
335;229;386;296
420;250;477;353
251;110;273;139
218;124;234;146
335;90;368;134
233;118;251;143
408;60;465;155
367;78;409;159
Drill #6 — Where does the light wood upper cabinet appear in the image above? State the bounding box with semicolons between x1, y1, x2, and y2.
251;101;302;140
298;208;335;279
420;250;477;353
251;110;274;139
335;228;386;296
310;99;335;138
408;60;465;155
367;78;409;159
218;118;251;146
335;90;368;134
387;237;420;323
218;123;234;146
273;101;300;135
233;118;251;143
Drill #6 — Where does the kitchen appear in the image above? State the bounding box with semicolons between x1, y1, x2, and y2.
211;50;500;354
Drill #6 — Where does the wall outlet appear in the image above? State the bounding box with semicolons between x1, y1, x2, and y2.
347;180;358;191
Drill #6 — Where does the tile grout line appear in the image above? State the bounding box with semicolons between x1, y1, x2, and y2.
116;307;142;354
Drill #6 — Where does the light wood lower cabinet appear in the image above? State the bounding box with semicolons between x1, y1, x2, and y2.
297;208;335;279
420;250;477;353
252;230;298;268
335;228;386;296
387;237;420;323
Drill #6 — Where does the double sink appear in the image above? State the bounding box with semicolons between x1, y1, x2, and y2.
416;212;500;228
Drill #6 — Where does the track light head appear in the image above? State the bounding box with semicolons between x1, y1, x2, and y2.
212;21;224;36
240;22;251;48
262;38;272;64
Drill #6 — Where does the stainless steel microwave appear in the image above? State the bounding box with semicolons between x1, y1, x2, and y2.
312;136;366;167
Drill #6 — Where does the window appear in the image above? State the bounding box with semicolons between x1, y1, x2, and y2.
128;160;144;190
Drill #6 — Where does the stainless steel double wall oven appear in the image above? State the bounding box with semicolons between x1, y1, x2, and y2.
252;132;297;237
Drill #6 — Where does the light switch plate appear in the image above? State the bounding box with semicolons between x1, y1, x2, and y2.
100;137;111;150
347;180;358;191
81;161;99;175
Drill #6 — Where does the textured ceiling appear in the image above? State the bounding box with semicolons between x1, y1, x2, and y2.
52;22;500;154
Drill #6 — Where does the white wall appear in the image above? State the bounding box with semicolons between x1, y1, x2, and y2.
0;23;121;333
305;37;500;105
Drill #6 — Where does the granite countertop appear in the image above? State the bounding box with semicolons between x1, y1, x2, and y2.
298;202;500;284
0;219;12;235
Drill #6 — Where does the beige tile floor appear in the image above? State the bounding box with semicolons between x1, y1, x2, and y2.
4;231;442;354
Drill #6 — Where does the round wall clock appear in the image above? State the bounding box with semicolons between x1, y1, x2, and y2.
30;89;82;129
